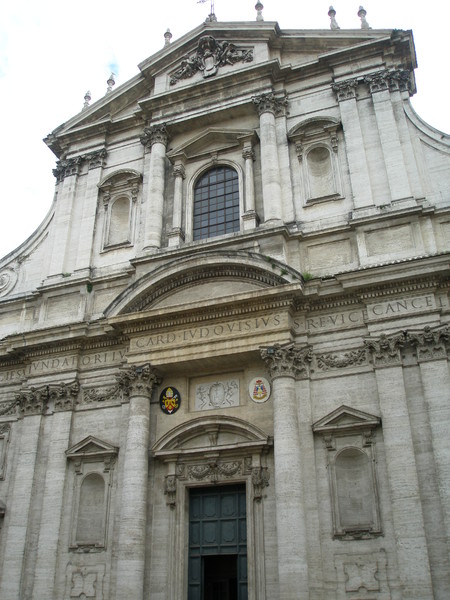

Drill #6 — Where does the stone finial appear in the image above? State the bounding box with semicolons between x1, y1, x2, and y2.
255;1;264;21
83;90;91;110
164;28;172;46
358;6;370;29
106;73;116;94
328;6;340;30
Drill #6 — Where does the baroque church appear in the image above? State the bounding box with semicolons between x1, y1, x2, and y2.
0;5;449;600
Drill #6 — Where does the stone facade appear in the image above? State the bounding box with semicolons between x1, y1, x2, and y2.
0;15;449;600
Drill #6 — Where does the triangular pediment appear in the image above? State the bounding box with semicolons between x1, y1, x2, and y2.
66;435;119;459
167;129;256;162
312;405;381;434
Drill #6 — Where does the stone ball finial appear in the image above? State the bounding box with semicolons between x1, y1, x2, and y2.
328;6;340;30
106;73;116;94
358;6;371;29
255;1;264;22
164;28;172;46
83;90;92;110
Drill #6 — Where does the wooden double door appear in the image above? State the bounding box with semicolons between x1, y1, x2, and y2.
188;484;247;600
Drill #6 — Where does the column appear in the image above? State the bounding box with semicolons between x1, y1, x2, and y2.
260;342;311;600
365;71;412;202
115;364;160;600
47;157;82;277
168;162;185;247
75;149;107;273
365;333;434;599
0;393;43;600
31;384;78;599
253;93;286;224
407;326;450;544
141;125;169;250
242;144;258;230
332;79;373;211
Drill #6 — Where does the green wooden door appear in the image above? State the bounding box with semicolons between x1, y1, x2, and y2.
188;484;247;600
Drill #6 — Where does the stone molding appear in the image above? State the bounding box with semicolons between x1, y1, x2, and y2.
116;364;161;398
15;381;79;416
140;124;169;149
169;35;253;85
252;92;288;116
53;149;107;182
260;342;312;379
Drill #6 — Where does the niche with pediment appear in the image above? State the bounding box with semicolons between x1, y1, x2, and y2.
66;436;118;551
98;170;141;250
313;406;382;540
289;117;343;204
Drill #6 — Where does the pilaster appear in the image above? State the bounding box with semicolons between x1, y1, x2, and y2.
331;79;374;211
115;364;161;600
365;333;434;599
168;162;185;247
141;124;169;250
252;93;287;224
260;342;312;600
242;145;259;230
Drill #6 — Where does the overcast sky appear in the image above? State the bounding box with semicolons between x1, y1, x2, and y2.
1;1;448;259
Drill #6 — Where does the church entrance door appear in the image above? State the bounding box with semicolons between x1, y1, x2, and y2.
188;484;247;600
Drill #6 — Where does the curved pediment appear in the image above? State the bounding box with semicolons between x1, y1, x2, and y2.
105;250;301;316
153;415;271;459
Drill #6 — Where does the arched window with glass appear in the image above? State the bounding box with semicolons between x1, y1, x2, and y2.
193;166;240;240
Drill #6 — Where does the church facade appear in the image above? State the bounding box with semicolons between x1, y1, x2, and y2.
0;11;449;600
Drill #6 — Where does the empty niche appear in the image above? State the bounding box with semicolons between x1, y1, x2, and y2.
75;473;106;544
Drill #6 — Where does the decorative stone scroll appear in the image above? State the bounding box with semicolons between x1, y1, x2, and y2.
406;324;449;361
169;35;253;85
251;466;270;502
252;92;288;116
0;268;18;298
187;460;242;483
65;563;106;599
316;348;368;371
15;381;79;416
260;342;312;379
0;399;18;417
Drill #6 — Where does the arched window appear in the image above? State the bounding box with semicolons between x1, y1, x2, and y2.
193;166;240;240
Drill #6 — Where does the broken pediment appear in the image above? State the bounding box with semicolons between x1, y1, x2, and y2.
312;405;381;435
66;436;119;461
167;128;257;163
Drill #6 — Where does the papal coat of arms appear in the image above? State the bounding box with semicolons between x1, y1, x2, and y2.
160;387;181;414
248;377;271;403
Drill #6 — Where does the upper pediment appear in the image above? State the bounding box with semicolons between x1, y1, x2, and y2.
312;405;381;434
66;436;119;460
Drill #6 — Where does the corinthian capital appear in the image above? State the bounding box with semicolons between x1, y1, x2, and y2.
260;342;312;379
406;325;449;362
364;332;405;368
331;79;358;102
116;364;161;398
364;69;411;95
140;124;169;149
252;92;288;117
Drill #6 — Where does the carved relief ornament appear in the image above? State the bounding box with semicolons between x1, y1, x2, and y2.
169;35;253;85
316;348;368;371
53;149;107;182
116;364;161;398
406;324;450;361
331;79;358;101
364;332;405;368
364;68;411;94
260;342;312;379
140;123;169;149
15;381;79;416
252;92;288;116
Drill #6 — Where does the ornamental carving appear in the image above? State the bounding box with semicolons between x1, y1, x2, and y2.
331;79;358;101
260;342;312;379
316;348;368;371
364;332;404;367
169;35;253;85
16;381;79;416
0;268;18;298
116;364;161;398
252;92;288;116
251;466;270;502
187;460;242;483
0;400;18;417
140;124;169;149
195;379;239;411
406;324;449;361
364;69;411;94
164;474;177;508
53;149;107;182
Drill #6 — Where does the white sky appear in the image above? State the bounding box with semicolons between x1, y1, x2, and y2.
1;1;448;259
